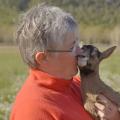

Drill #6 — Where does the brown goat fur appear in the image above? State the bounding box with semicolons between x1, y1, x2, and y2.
78;45;120;120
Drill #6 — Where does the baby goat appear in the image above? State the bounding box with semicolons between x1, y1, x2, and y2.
77;45;120;120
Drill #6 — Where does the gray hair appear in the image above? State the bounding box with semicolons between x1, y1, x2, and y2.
17;4;77;68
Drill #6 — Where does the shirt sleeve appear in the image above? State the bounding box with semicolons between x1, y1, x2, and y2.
10;101;55;120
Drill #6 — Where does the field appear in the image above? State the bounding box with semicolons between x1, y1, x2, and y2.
0;46;120;120
0;46;27;120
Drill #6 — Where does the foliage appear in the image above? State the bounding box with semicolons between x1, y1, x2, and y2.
1;0;120;27
1;0;120;44
28;0;120;27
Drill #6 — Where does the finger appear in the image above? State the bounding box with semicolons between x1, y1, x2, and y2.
97;111;108;120
95;102;112;117
97;94;107;102
95;102;116;120
97;110;104;118
96;94;108;105
95;102;105;111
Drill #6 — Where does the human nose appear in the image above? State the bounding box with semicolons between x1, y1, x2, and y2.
75;46;83;57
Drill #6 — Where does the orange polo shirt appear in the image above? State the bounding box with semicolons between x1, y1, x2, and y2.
10;69;93;120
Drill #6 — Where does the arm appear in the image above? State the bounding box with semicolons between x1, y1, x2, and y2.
95;94;120;120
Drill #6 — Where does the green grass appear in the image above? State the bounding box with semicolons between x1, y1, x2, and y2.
100;51;120;91
0;46;119;119
0;46;28;120
0;46;27;94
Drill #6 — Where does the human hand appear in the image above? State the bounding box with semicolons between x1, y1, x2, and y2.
95;94;120;120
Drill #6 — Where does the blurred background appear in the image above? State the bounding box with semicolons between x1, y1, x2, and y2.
0;0;120;119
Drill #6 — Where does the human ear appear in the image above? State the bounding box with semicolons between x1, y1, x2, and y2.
35;52;46;65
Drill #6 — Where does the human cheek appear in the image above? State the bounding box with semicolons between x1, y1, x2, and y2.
69;53;77;62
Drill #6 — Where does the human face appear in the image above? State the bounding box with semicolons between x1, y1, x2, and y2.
58;31;80;76
45;30;81;79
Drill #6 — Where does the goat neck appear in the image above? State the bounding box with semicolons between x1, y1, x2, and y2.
80;65;100;81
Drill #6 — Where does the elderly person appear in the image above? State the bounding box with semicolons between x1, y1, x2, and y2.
10;4;120;120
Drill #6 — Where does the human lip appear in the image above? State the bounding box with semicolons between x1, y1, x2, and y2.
75;47;85;56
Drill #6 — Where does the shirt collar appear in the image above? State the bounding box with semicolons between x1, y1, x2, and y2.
29;68;73;92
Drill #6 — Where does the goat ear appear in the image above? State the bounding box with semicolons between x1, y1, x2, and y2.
99;46;116;61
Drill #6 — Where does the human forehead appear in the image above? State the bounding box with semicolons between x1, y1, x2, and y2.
64;29;80;45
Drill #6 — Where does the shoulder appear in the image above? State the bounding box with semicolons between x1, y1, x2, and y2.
69;75;83;102
10;82;55;120
10;99;55;120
